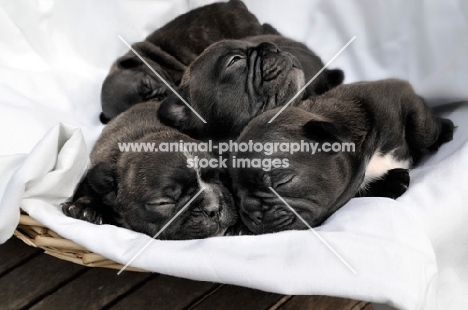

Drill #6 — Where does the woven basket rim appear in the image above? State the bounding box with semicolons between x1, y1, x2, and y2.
14;212;147;272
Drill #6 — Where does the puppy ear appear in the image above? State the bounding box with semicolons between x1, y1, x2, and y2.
158;91;191;130
302;120;352;143
262;23;280;35
326;69;345;88
87;162;118;206
117;55;142;69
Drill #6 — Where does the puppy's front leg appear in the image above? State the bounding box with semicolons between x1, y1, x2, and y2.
61;163;122;226
61;192;122;226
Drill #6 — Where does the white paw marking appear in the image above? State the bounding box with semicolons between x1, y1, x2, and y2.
361;149;410;189
182;150;218;211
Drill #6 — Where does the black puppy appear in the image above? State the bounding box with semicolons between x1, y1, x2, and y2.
62;101;237;240
230;79;454;234
101;0;278;123
158;35;343;141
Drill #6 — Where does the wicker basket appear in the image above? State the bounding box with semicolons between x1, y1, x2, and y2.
14;212;146;272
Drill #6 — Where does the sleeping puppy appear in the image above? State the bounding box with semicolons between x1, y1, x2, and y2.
158;35;344;141
62;100;237;240
101;0;278;123
229;79;454;234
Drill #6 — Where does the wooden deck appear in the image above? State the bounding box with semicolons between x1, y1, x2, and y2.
1;237;373;310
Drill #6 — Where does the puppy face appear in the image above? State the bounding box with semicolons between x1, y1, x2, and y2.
159;40;305;140
100;56;171;123
99;133;237;239
229;108;358;234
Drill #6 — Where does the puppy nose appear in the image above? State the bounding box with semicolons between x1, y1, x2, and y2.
202;192;220;218
203;209;217;218
257;42;280;55
203;203;220;218
250;211;263;225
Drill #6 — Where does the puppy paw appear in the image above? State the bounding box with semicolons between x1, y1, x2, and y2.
327;69;345;88
381;168;410;199
359;168;410;199
61;197;103;225
428;118;455;151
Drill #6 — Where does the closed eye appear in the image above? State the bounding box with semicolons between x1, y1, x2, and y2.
226;55;245;68
141;80;167;101
273;175;295;189
146;198;175;212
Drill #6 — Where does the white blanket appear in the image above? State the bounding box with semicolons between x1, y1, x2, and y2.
1;1;467;309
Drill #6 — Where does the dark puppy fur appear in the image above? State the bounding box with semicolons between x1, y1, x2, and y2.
158;35;343;141
62;101;237;240
101;0;278;123
230;79;454;234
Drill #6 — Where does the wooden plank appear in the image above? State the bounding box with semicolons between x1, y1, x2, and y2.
0;253;86;309
29;268;152;310
269;296;292;310
109;275;218;310
352;303;373;310
0;237;41;276
191;285;283;310
350;301;372;310
277;295;365;310
360;303;374;310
